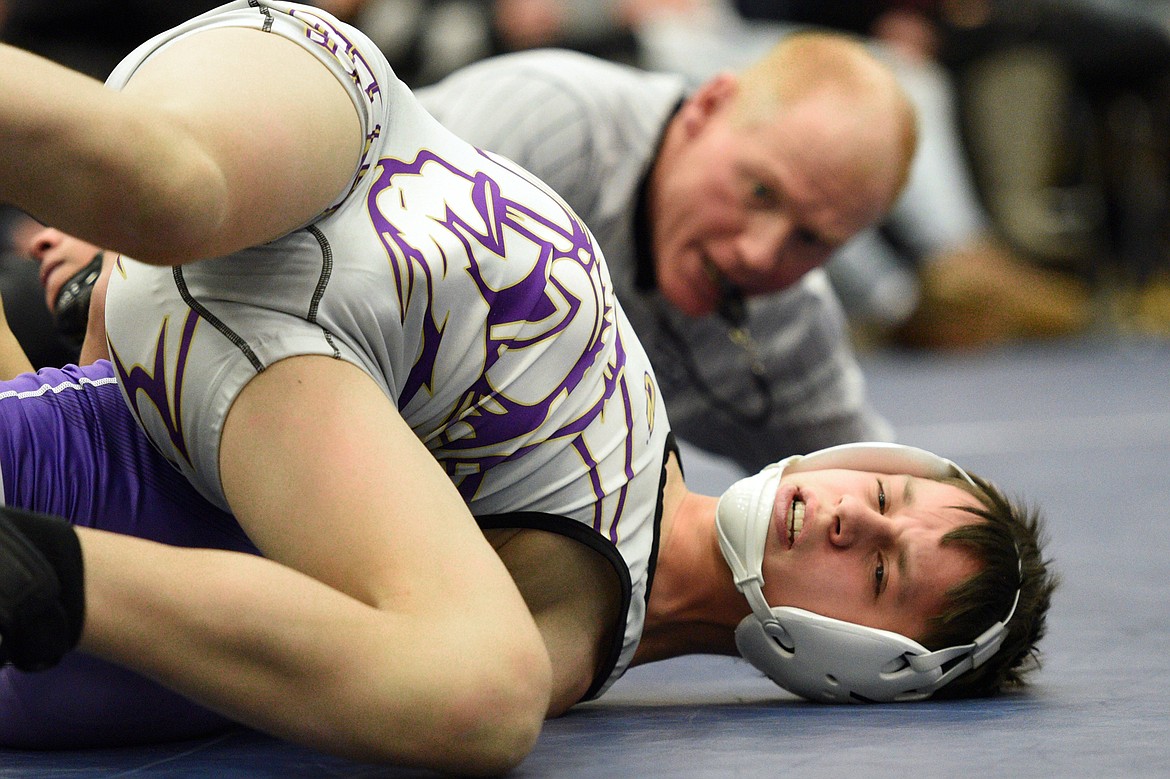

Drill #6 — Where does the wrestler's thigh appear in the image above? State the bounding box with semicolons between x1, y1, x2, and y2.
218;354;533;618
103;235;383;510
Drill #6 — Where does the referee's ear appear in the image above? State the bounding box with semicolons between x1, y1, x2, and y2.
680;72;739;137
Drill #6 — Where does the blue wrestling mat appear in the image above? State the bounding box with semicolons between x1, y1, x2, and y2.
2;335;1167;777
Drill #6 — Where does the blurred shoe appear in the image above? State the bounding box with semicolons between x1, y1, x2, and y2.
892;242;1092;350
994;186;1104;268
1130;276;1170;337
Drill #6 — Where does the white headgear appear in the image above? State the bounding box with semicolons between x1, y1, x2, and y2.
715;442;1019;703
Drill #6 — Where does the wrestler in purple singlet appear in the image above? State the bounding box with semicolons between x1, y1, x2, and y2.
0;362;254;746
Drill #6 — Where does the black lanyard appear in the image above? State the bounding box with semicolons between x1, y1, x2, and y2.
652;284;774;426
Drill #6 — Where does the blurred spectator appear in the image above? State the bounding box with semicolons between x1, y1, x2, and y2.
937;0;1170;294
320;0;700;86
791;0;1170;334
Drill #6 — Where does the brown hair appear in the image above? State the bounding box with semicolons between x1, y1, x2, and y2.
921;472;1058;698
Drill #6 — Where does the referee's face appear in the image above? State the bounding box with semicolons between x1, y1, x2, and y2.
651;77;905;319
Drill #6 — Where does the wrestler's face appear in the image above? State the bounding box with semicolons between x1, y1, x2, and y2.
650;75;904;317
24;227;105;314
759;468;983;641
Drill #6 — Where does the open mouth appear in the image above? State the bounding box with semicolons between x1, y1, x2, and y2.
702;256;720;285
39;259;67;311
39;257;63;290
702;257;723;301
787;496;805;548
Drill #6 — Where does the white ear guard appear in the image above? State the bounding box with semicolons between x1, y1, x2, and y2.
716;442;1020;703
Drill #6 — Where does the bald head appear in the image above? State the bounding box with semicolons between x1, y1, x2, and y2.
734;32;918;205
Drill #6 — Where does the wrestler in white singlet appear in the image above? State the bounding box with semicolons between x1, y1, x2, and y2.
103;1;672;697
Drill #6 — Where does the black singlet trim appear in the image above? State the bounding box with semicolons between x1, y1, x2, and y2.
644;432;679;614
305;225;341;359
475;434;678;703
172;227;340;372
173;267;265;372
475;511;629;703
249;1;274;33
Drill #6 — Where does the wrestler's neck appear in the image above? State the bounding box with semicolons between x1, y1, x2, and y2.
632;459;746;666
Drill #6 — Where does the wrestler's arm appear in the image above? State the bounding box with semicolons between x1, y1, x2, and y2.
68;356;550;772
485;527;624;716
76;253;112;365
4;29;552;773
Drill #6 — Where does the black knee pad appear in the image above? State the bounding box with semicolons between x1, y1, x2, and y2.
0;506;86;671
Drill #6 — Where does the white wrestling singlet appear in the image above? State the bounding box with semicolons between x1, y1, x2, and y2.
103;1;672;696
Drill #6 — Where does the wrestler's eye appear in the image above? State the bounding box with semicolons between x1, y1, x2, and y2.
794;227;821;246
751;181;778;206
877;479;887;513
874;556;886;597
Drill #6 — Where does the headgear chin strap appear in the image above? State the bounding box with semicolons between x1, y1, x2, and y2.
52;251;104;346
715;442;1020;703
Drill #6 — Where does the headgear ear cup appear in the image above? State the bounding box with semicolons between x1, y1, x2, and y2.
734;608;939;703
716;442;1019;703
